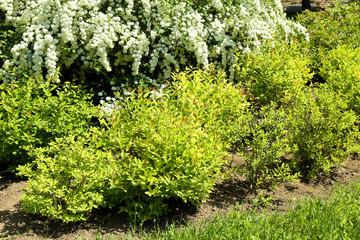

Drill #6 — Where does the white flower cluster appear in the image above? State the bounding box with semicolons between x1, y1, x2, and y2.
211;0;223;10
0;0;308;83
99;82;168;123
99;95;119;118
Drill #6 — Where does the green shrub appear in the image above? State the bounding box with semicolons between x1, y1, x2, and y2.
169;66;250;146
296;2;360;73
297;2;360;50
0;74;99;168
17;130;114;223
319;45;360;115
103;94;229;221
17;67;249;222
235;41;313;107
286;86;359;178
234;106;297;190
102;67;249;221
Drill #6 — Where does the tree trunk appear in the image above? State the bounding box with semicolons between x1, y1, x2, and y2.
302;0;311;10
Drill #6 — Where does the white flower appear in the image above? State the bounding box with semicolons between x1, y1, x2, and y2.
211;0;223;10
0;0;308;83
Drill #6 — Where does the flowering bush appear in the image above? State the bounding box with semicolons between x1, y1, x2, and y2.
0;28;16;68
0;0;308;85
0;9;18;68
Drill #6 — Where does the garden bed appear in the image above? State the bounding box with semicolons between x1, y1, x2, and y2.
1;153;359;239
1;0;360;239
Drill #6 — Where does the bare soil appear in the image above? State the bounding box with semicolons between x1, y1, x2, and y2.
1;153;360;240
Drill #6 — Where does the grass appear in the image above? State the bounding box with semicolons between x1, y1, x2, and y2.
95;179;360;239
147;180;360;240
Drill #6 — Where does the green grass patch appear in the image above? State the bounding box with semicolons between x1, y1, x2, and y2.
141;179;360;239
